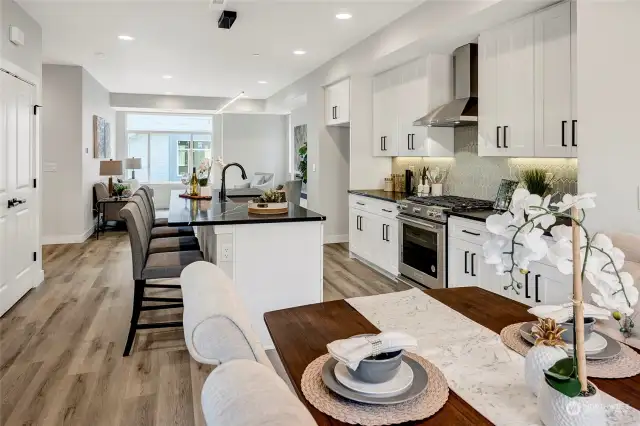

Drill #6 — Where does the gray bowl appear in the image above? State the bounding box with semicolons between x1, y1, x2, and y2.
346;350;403;384
560;317;596;344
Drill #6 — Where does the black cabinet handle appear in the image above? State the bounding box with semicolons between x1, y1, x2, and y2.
462;229;481;236
561;121;567;147
356;202;365;206
470;253;476;277
382;224;386;241
356;215;361;231
535;274;542;303
407;134;411;150
384;224;390;241
572;120;577;147
383;136;387;151
525;272;530;299
464;251;469;274
382;209;392;213
503;126;509;148
496;126;501;148
411;134;415;150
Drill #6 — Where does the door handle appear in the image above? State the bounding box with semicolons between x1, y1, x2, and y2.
496;126;501;148
503;126;508;148
571;120;577;147
561;121;567;147
7;198;17;208
525;272;530;299
470;253;476;277
462;229;481;236
535;274;542;303
464;250;469;274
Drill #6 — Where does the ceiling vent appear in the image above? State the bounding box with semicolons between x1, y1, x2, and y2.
218;10;237;29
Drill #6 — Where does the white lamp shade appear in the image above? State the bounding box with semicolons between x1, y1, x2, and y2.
125;157;142;169
99;160;123;176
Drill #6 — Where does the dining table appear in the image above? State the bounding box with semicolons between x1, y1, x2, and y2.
264;286;640;425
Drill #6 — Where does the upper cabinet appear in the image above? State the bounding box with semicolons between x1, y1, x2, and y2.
534;1;577;157
478;1;576;158
325;79;350;126
479;15;535;157
373;55;454;158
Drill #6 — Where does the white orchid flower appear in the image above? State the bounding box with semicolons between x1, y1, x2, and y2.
527;195;556;229
592;279;639;316
551;193;596;212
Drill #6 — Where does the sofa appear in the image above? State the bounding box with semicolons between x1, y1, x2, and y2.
234;172;275;191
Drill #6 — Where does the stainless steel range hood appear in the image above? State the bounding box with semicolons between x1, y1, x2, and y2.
413;43;478;127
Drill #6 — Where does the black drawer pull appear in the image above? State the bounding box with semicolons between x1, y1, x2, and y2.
382;209;392;213
470;253;476;277
572;120;577;147
496;126;501;148
503;125;509;148
561;121;567;147
356;202;365;206
535;274;542;303
462;230;481;236
525;272;530;299
464;251;469;274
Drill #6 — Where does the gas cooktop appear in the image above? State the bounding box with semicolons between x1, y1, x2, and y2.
399;195;494;223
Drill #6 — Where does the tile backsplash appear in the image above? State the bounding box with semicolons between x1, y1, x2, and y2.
392;127;578;200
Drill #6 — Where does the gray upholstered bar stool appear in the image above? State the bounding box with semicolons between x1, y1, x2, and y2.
132;191;194;238
120;203;204;356
139;185;168;226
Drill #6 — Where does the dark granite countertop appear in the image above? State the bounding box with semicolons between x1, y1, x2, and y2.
447;209;497;222
348;189;407;203
167;189;325;226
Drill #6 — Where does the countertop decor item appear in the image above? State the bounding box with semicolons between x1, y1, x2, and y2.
178;193;212;200
99;159;123;196
384;177;393;192
520;168;552;197
492;178;519;211
301;352;449;425
524;318;568;396
247;189;288;215
327;331;417;370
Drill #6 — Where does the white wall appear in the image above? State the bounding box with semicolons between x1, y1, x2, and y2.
82;68;115;237
577;0;640;235
221;113;288;189
1;0;42;78
41;65;115;243
42;65;83;240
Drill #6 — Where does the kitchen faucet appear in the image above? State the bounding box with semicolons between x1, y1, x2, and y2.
219;163;248;201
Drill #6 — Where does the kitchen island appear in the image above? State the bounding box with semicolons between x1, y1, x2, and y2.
168;189;326;347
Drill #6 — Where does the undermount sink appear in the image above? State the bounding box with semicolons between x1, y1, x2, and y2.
225;195;256;204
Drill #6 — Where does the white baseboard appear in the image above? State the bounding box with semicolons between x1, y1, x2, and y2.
349;252;398;281
42;224;96;245
324;234;349;244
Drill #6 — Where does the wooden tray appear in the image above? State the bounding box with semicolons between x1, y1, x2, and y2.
179;193;212;200
247;201;288;215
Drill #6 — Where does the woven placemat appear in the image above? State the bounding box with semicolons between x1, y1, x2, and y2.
301;352;449;425
501;322;640;379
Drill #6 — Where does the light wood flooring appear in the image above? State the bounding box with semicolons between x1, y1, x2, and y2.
0;233;409;425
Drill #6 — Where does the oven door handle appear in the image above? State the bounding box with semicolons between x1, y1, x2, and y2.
398;215;442;230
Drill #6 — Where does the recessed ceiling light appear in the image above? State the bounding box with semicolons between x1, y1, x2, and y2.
293;50;307;55
165;92;173;95
162;75;173;79
258;81;268;84
336;13;352;20
95;52;106;59
252;53;260;57
118;35;135;41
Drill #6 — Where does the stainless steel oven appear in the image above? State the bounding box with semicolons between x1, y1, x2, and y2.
397;214;446;289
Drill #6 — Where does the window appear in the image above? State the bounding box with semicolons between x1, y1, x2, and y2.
126;114;213;183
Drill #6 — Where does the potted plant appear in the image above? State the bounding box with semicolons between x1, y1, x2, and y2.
525;318;567;396
248;189;288;215
483;189;638;425
298;143;307;185
197;158;212;197
520;168;553;197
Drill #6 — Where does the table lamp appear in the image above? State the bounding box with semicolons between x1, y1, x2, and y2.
99;159;123;196
125;157;142;179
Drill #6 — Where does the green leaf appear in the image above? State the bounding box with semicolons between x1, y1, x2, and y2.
544;376;582;398
544;370;571;382
548;357;576;377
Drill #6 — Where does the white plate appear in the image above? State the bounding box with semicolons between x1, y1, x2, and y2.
520;323;607;354
334;361;414;397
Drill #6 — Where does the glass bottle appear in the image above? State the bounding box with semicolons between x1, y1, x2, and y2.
190;167;199;196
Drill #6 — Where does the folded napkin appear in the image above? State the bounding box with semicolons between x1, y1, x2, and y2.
528;303;611;323
326;331;418;370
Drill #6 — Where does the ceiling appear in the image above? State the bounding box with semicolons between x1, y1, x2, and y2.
20;0;424;99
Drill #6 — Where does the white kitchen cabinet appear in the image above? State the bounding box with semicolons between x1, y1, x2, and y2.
448;238;482;288
478;15;535;157
528;261;572;305
325;79;350;126
349;195;399;276
373;55;454;158
534;1;577;158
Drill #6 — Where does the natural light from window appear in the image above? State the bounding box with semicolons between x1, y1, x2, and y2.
126;113;213;183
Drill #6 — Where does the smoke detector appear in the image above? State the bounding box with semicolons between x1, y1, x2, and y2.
209;0;227;11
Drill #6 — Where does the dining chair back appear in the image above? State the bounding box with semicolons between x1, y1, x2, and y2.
284;179;302;205
120;203;150;281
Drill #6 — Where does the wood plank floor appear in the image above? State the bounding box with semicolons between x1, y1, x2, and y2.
0;233;408;425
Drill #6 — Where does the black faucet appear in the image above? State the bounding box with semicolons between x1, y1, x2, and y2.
219;163;248;201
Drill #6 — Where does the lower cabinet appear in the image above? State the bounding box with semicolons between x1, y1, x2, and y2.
447;219;572;307
349;205;398;276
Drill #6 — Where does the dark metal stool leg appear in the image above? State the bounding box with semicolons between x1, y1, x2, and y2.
123;280;145;356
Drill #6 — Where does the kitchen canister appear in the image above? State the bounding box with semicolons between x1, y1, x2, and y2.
384;178;394;192
431;183;443;196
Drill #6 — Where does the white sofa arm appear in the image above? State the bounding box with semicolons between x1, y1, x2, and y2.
201;360;317;426
180;261;271;367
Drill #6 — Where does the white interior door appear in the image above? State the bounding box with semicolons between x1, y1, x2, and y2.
0;70;37;317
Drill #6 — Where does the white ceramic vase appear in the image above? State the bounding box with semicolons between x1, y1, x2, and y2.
538;381;606;426
431;183;443;196
200;185;212;197
525;345;566;396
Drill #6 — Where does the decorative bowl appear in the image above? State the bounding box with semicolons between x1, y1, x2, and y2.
347;350;404;384
560;317;596;344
